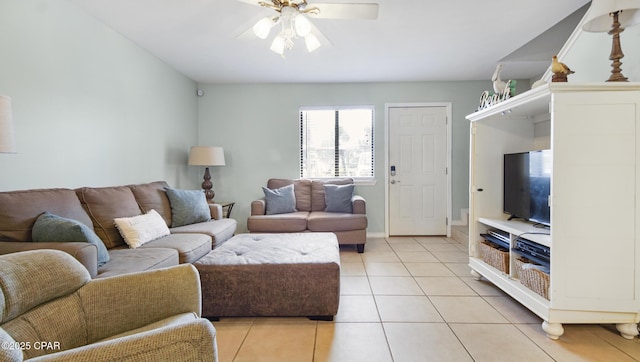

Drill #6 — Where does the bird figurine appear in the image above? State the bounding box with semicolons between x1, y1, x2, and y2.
492;63;508;94
551;55;574;82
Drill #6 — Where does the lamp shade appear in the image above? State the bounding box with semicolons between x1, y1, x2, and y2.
253;17;274;39
188;146;225;166
0;95;16;154
582;0;640;32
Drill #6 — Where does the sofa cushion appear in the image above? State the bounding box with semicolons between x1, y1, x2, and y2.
114;210;171;249
0;250;90;323
311;178;353;211
140;233;212;264
247;211;309;233
129;181;172;227
170;218;237;249
97;247;179;278
165;189;211;227
0;188;93;242
263;184;297;215
267;178;312;212
77;186;142;249
32;212;110;266
307;211;368;232
324;184;355;213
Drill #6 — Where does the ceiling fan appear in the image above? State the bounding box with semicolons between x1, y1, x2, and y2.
236;0;379;55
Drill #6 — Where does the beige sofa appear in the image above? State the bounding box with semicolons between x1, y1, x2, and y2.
247;178;367;252
0;249;217;361
0;181;237;278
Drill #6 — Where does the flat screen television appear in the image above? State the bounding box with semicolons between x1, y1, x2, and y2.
503;150;552;226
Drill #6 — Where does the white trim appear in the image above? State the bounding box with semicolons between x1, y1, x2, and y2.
451;208;469;226
366;232;386;239
384;102;453;238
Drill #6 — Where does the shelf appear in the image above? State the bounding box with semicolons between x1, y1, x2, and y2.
468;83;640;340
466;84;550;122
469;258;549;318
478;218;551;247
466;82;640;123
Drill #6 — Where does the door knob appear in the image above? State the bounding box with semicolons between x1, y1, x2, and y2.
390;180;400;184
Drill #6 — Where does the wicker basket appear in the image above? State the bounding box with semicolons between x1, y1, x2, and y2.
477;241;509;273
514;257;550;300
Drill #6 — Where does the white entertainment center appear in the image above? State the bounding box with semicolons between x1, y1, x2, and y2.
466;82;640;340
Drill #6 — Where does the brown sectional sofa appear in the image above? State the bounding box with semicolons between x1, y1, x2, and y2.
247;178;367;252
0;181;237;278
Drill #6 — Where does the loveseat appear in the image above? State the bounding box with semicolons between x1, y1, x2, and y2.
0;181;237;278
247;178;367;252
0;249;217;361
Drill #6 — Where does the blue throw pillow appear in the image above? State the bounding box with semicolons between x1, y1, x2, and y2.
324;184;355;213
32;211;110;267
165;188;211;227
263;184;297;215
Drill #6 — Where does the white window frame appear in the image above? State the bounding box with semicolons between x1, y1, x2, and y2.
299;105;375;184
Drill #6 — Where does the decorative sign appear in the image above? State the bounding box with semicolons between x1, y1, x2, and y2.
477;80;516;111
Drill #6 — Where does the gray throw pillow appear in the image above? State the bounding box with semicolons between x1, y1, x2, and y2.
165;188;211;227
263;184;297;215
324;184;355;213
32;211;110;266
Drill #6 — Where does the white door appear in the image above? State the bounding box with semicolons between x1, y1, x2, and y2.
389;106;448;235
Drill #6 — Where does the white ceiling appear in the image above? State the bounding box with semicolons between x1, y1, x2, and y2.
68;0;591;84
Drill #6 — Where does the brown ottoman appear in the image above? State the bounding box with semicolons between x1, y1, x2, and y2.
194;232;340;320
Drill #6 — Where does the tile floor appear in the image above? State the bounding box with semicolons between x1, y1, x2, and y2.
212;236;640;362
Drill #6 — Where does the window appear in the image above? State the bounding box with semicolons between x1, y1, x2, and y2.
300;106;374;179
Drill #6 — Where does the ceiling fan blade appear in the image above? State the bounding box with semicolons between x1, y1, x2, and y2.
309;20;332;48
308;3;379;20
236;25;258;40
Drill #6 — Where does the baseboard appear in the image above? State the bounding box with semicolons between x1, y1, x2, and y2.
366;232;386;238
451;208;469;226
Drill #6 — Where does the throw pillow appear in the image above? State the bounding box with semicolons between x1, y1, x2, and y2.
32;211;110;266
165;188;211;227
114;209;171;249
263;184;297;215
324;184;355;213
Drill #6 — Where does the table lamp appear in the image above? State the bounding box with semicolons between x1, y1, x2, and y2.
188;146;226;202
0;95;16;153
582;0;640;82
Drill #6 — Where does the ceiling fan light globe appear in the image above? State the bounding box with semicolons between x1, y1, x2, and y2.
305;33;321;52
253;17;273;39
270;35;286;55
294;14;312;36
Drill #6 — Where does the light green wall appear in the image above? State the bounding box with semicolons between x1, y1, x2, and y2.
197;82;492;234
0;0;199;191
561;22;640;82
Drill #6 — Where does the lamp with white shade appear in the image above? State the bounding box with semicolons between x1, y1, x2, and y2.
0;95;16;154
188;146;226;202
582;0;640;82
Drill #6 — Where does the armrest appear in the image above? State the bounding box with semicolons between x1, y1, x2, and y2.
31;319;217;362
352;195;366;215
208;203;223;220
0;241;98;278
251;198;266;216
79;264;202;342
